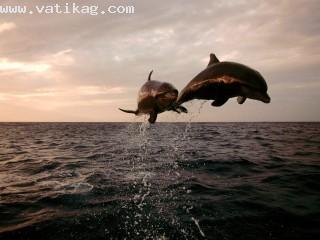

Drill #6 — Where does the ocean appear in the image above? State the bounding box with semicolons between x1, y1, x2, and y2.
0;122;319;239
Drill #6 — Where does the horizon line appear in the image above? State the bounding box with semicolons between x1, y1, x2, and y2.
0;121;319;123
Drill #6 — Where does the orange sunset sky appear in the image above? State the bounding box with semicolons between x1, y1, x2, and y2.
0;0;319;122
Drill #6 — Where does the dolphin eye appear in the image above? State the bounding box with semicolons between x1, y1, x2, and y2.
160;92;177;99
165;92;175;97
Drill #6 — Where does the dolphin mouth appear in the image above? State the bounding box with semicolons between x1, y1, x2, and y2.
261;93;271;103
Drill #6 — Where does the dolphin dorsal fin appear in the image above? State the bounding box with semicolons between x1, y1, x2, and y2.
148;70;153;81
207;53;220;67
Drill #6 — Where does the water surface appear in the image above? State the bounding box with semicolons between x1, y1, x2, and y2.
0;122;319;239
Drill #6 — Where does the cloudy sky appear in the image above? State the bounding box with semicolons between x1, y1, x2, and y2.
0;0;319;122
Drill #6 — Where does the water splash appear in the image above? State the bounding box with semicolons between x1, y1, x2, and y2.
191;217;205;237
101;104;210;238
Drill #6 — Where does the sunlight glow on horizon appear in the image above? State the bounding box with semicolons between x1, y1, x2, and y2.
0;58;51;73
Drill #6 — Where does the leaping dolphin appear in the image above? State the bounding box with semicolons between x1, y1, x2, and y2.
119;70;187;123
176;53;271;107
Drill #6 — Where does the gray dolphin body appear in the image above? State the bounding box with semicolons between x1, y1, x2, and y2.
176;53;271;107
119;71;187;123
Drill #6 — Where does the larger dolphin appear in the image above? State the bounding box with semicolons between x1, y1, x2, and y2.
119;71;187;123
176;53;271;107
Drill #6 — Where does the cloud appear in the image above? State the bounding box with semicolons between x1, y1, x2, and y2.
47;49;75;66
0;84;131;117
219;51;239;61
75;86;126;95
0;0;319;121
0;22;16;33
113;55;122;62
0;86;128;99
0;58;50;73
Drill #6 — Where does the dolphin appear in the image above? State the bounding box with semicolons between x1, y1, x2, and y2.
176;53;271;107
119;70;187;123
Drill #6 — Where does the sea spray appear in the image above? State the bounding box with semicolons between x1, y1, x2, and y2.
101;104;209;238
112;121;170;237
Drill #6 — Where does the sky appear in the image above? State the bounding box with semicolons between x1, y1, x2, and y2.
0;0;319;122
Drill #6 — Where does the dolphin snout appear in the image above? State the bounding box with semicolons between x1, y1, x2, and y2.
262;93;271;103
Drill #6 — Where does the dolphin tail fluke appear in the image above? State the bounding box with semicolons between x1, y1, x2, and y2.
148;112;158;123
119;108;138;115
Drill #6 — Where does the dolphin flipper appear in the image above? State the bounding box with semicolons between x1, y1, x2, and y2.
119;108;138;114
237;96;247;104
148;112;158;123
169;103;188;113
176;105;188;113
211;97;229;107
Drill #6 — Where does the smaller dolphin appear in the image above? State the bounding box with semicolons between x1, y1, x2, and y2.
119;71;187;123
176;53;271;107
